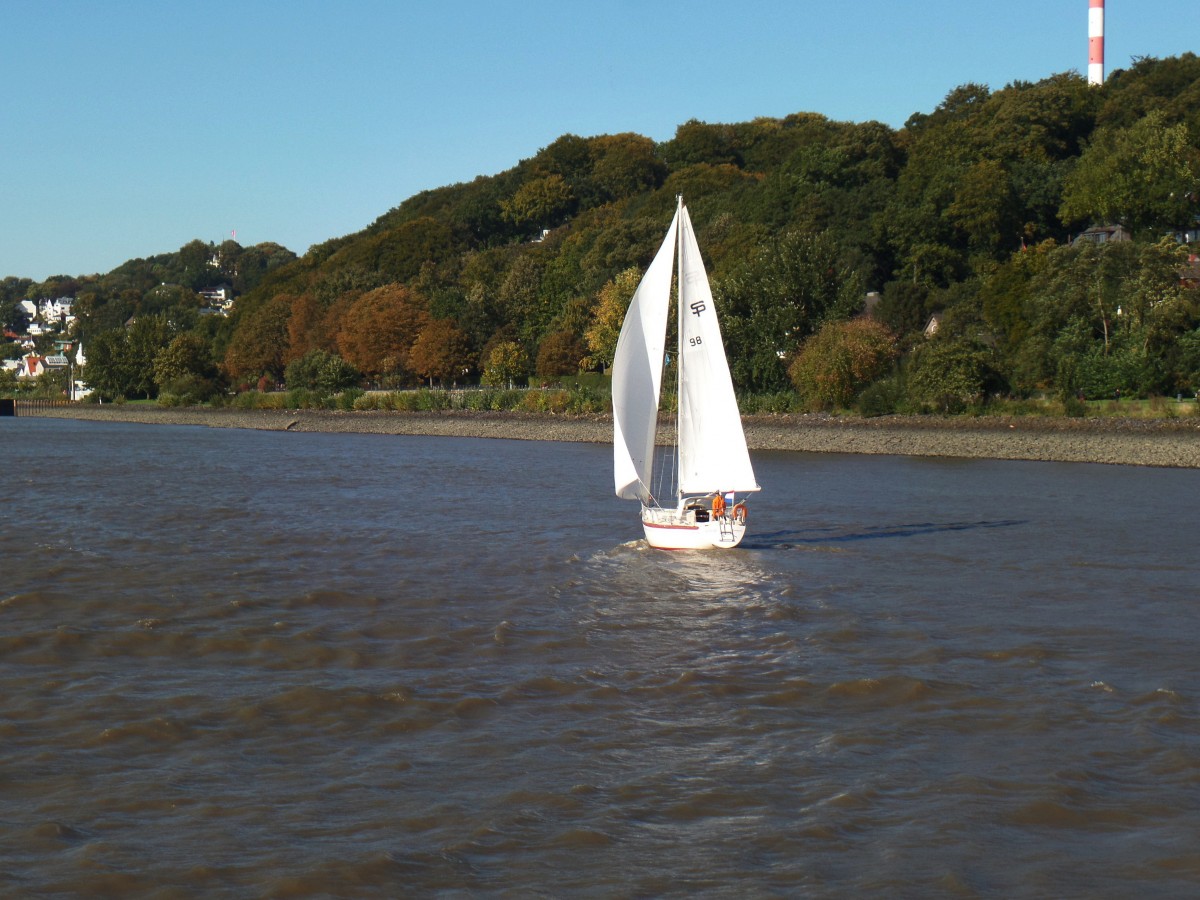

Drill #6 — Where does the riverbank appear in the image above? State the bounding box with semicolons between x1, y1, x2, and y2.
23;403;1200;468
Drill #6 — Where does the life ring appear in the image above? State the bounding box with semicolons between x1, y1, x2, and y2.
732;503;748;524
712;494;726;517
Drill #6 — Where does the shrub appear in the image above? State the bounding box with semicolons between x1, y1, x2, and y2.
906;338;1001;414
335;388;364;410
285;349;361;393
739;392;798;414
856;377;907;417
789;318;898;411
153;375;214;406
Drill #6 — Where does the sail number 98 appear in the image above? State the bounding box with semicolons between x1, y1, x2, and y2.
688;336;703;346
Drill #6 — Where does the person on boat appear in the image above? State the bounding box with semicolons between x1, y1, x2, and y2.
712;491;727;519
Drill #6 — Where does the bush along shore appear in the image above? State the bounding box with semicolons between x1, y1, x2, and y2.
26;391;1200;469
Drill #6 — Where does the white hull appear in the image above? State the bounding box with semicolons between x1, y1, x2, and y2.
641;505;747;550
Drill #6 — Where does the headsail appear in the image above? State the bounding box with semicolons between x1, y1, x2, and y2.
612;208;679;501
676;205;759;494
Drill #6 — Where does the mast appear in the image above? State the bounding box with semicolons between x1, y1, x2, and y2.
674;194;684;501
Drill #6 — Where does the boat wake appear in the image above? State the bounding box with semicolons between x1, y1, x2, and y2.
744;519;1027;549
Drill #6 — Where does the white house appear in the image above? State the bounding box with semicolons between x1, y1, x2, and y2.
37;297;76;329
199;286;234;315
16;354;46;378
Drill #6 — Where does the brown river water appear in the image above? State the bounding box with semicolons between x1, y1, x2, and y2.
3;418;1200;898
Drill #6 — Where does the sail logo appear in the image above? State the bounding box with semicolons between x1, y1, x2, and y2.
689;300;707;317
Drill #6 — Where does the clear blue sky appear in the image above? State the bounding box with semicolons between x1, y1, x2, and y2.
3;0;1197;282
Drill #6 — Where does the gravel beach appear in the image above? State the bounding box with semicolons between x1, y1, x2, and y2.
25;404;1200;468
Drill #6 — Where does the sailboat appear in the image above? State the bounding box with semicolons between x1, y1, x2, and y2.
612;196;760;550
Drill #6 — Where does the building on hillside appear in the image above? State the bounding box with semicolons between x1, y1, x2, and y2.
924;313;944;338
199;285;234;315
39;297;73;320
1180;254;1200;288
17;354;46;378
1072;224;1131;246
1175;219;1200;245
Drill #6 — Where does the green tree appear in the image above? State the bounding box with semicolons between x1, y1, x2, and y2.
481;340;528;388
719;230;866;392
284;349;360;392
83;329;137;400
590;133;666;201
907;336;1000;412
153;333;219;400
501;174;575;230
125;315;175;398
1060;110;1200;235
497;252;547;344
82;317;173;400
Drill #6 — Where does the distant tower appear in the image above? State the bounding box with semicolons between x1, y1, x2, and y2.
1088;0;1105;85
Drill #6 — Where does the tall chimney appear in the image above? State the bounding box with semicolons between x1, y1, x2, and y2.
1088;0;1105;85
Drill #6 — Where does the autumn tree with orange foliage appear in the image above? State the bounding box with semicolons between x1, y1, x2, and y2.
410;318;473;386
285;293;332;364
335;284;430;382
223;293;293;382
536;329;584;376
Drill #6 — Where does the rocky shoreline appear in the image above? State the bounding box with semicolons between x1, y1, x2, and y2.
25;403;1200;468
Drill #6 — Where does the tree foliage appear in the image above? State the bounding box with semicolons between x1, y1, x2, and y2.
223;294;292;382
154;333;220;400
720;230;866;392
789;318;898;410
335;283;430;380
583;267;641;371
481;340;528;387
410;318;473;385
86;315;175;400
1060;110;1200;235
536;329;585;377
907;337;1002;412
284;349;360;393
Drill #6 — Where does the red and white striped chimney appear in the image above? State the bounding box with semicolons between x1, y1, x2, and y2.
1088;0;1105;85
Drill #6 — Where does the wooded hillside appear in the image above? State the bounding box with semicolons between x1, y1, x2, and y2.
6;54;1200;410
